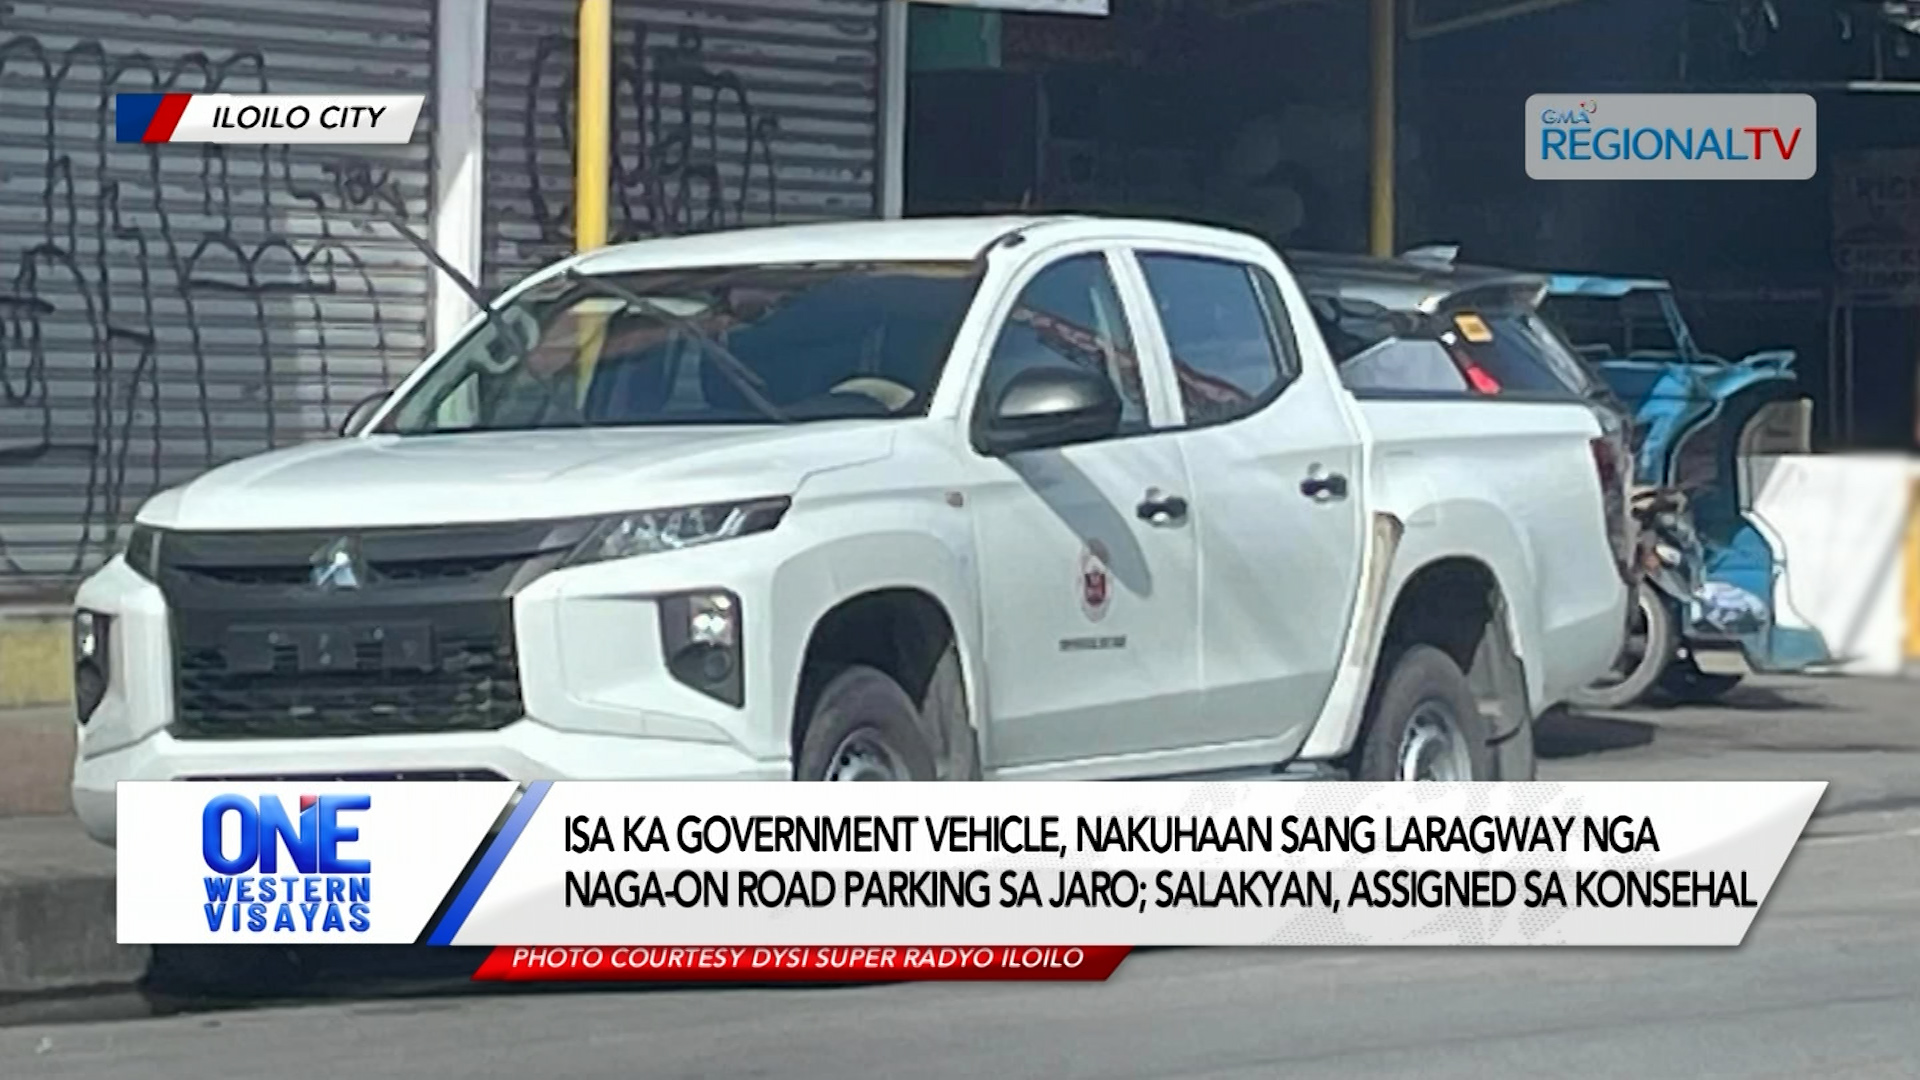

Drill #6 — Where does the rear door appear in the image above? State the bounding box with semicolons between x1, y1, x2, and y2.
1119;245;1367;748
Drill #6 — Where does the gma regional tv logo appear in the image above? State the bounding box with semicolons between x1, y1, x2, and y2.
201;793;374;934
1526;93;1816;181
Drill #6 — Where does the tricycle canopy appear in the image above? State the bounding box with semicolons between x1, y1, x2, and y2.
1541;274;1831;676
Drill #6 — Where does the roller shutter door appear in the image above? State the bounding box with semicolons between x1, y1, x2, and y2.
0;0;437;596
483;0;883;289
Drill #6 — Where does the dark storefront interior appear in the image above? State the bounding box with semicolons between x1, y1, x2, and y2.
903;0;1920;452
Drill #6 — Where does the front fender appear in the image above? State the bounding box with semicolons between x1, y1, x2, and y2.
762;486;987;764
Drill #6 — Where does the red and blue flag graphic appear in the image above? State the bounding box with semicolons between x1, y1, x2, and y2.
115;93;193;143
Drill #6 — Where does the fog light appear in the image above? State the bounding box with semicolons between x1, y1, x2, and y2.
659;591;743;707
73;610;111;725
687;594;736;648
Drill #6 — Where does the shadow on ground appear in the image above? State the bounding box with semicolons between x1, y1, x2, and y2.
1666;682;1852;714
125;945;871;1022
1535;710;1658;760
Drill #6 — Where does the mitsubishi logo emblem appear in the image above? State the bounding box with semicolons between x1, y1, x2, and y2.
309;537;365;592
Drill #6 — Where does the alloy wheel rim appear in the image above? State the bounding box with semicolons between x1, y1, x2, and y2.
824;729;909;781
1398;700;1473;782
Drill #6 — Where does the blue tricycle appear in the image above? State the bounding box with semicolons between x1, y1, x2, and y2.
1542;274;1834;707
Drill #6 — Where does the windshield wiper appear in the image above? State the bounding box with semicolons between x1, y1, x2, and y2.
562;269;790;423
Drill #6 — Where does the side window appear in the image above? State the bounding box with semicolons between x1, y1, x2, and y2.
1138;254;1295;428
980;254;1150;437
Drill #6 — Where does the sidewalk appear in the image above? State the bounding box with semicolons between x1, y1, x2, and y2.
1;704;76;816
0;705;149;995
0;815;147;995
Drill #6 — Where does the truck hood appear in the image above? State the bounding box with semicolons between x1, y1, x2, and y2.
138;423;899;531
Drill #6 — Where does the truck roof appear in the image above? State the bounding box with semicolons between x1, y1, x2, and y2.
566;215;1281;275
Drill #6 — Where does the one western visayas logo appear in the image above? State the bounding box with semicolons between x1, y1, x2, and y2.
201;793;373;933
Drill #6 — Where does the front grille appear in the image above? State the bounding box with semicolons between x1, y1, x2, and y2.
155;519;592;742
172;614;523;740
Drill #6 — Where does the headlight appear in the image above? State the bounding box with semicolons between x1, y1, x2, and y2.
122;524;161;580
563;498;790;568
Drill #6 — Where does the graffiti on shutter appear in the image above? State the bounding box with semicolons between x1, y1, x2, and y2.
486;0;882;287
0;2;434;596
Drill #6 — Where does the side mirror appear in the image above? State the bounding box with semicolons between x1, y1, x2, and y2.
338;391;392;437
978;366;1123;456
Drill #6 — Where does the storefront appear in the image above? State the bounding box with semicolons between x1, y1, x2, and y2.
0;0;439;596
479;0;893;288
0;0;904;599
900;0;1405;252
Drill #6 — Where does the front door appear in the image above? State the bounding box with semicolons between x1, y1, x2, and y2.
1125;246;1367;748
964;247;1201;770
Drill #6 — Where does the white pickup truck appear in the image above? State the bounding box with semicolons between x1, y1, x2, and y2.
69;216;1629;843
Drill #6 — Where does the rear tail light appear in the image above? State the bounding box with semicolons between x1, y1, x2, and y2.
1590;435;1634;584
1459;357;1502;395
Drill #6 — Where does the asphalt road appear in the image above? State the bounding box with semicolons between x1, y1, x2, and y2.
6;675;1919;1079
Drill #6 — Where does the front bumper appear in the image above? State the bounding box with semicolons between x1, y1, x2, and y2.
72;720;785;846
68;526;819;847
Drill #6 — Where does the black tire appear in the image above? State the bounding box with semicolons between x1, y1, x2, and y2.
919;643;981;781
1657;659;1743;704
794;664;938;782
1354;644;1496;782
1568;582;1675;711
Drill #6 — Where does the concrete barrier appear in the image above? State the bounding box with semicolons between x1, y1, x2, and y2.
1748;453;1918;677
0;815;147;995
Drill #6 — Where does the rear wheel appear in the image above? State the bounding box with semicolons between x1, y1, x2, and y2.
793;664;937;782
1568;582;1674;711
1355;645;1496;782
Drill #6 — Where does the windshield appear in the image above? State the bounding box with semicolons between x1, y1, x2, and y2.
381;261;985;435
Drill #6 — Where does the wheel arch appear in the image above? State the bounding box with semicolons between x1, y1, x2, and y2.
1363;554;1536;779
792;585;983;781
1296;538;1539;778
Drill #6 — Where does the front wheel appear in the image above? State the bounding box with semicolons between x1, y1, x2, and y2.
793;665;938;782
1568;582;1676;711
1353;645;1496;782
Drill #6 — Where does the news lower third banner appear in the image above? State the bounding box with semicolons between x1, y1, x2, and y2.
116;780;1824;980
115;94;423;145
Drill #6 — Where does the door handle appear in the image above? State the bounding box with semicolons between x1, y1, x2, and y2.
1136;491;1189;526
1300;472;1349;501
